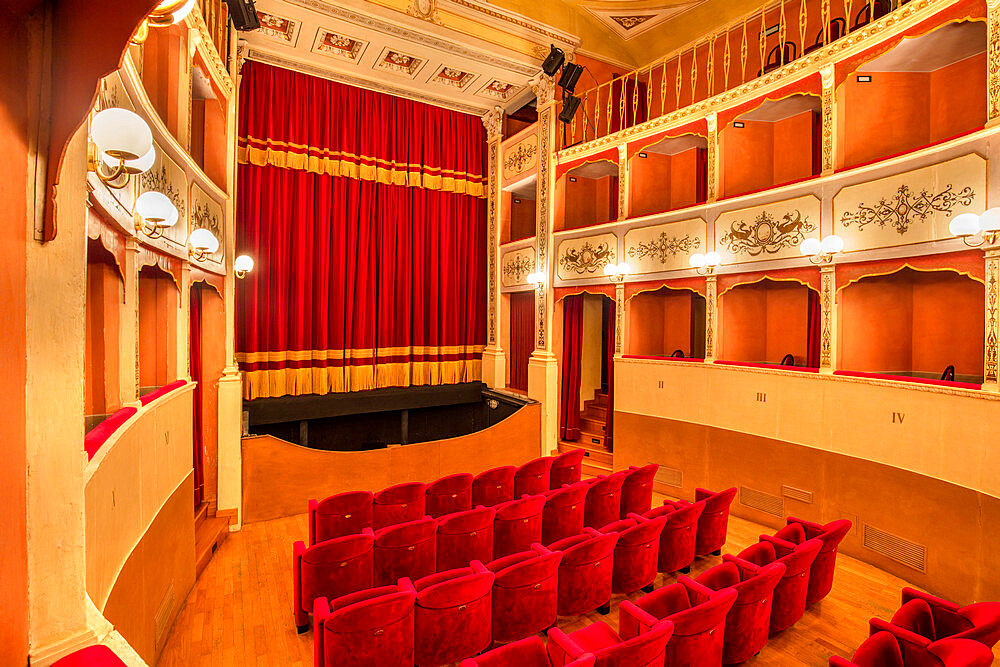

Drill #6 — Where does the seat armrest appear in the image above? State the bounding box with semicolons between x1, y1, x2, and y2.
902;587;961;613
398;577;416;594
533;543;555;556
870;618;932;649
926;638;996;665
309;500;319;545
293;541;306;615
828;656;856;666
760;534;797;557
470;560;489;574
547;627;587;666
313;597;331;667
724;554;761;579
618;600;660;640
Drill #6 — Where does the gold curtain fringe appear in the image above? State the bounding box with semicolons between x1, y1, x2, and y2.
242;359;483;400
238;144;487;199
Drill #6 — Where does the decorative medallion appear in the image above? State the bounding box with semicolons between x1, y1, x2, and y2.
312;29;367;61
501;249;536;286
479;79;519;102
256;12;300;46
432;67;476;89
611;15;655;30
373;48;424;77
407;0;443;24
720;209;815;256
557;237;616;277
503;135;538;180
628;232;700;264
840;184;976;236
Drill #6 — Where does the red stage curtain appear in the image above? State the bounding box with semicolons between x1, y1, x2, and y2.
806;290;821;369
560;295;584;441
604;297;616;450
190;286;204;507
508;292;534;391
237;62;486;400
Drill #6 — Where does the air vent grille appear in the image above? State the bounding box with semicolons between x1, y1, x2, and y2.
781;485;814;504
863;524;927;572
739;486;784;517
653;464;682;488
154;583;176;650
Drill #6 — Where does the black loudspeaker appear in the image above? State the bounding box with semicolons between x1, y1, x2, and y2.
227;0;261;31
542;45;566;76
558;63;584;93
559;95;581;124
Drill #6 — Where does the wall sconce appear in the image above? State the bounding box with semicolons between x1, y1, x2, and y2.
131;0;197;43
603;262;630;283
134;191;178;239
188;228;219;261
234;254;255;279
800;234;844;263
689;251;721;275
88;108;153;189
950;210;1000;247
526;271;546;288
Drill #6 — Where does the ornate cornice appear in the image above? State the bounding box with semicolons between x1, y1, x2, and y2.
188;5;234;97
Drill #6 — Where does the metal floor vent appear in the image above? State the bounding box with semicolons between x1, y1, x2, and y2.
739;486;784;517
653;464;683;488
154;583;176;650
781;485;814;504
863;523;927;572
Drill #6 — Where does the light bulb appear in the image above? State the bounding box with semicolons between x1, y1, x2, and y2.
189;228;219;254
949;213;980;238
604;263;617;276
980;208;1000;232
91;108;152;160
689;253;706;268
704;251;721;267
820;235;844;254
799;238;822;256
234;254;255;274
135;191;177;226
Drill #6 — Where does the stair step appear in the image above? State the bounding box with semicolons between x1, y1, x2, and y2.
580;417;605;434
195;517;229;576
559;440;612;466
593;391;608;406
194;502;208;531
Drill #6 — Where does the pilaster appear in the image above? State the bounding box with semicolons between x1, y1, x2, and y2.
706;112;719;203
178;261;191;380
821;64;837;175
121;237;140;405
988;0;1000;127
617;144;628;221
614;282;625;358
820;264;837;373
705;275;718;361
984;248;1000;390
482;106;505;388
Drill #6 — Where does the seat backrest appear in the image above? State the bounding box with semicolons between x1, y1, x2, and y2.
615;515;666;547
956;602;1000;645
732;561;787;603
416;570;495;609
426;473;473;518
696;487;737;515
375;517;437;549
658;500;705;530
437;506;495;535
545;481;590;508
374;482;427;529
561;531;619;565
514;456;555;496
325;589;415;634
301;533;376;606
851;631;905;667
492;550;562;588
892;598;937;639
495;494;547;521
593;620;674;667
620;464;658;517
925;637;997;667
735;540;777;568
550;449;585;488
776;538;823;577
665;580;738;636
313;491;374;543
473;466;517;507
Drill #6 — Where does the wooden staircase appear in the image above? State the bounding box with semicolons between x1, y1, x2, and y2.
195;502;230;576
555;390;612;477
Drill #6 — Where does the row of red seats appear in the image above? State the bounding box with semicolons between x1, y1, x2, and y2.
832;588;1000;666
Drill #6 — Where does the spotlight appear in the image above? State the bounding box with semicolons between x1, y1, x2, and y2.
542;45;565;77
558;63;584;93
559;95;581;124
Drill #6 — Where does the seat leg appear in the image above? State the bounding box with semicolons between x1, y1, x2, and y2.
680;566;691;574
711;549;722;556
597;602;611;615
641;583;655;593
296;623;310;635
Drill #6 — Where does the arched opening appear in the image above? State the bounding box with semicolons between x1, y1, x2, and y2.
838;267;983;382
190;282;225;509
555;160;619;231
560;293;615;450
627;287;707;358
138;263;179;395
629;134;708;218
506;290;534;392
85;240;123;431
501;175;536;244
720;278;820;367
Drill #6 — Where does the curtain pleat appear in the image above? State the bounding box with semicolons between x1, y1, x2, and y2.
508;292;534;391
807;290;821;369
560;296;584;441
604;297;616;451
190;286;204;507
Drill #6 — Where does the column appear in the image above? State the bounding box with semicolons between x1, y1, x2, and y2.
705;275;718;361
121;237;140;405
614;282;625;357
528;74;559;456
481;106;506;388
988;0;1000;127
821;64;837;175
178;261;191;380
984;248;1000;391
617;144;629;221
820;264;837;373
706;112;719;202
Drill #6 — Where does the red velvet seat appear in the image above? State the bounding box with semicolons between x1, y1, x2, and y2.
620;464;658;518
600;514;667;595
436;506;495;572
293;529;375;631
541;482;589;545
312;584;416;667
52;646;128;667
584;472;627;529
514;456;555;497
459;635;595;667
869;588;1000;664
642;499;705;574
374;482;427;530
425;473;473;518
550;448;585;489
486;546;562;643
492;494;546;559
546;529;619;616
309;491;374;545
548;619;675;667
403;563;495;667
689;487;737;556
619;576;737;667
729;538;823;634
472;466;516;508
374;517;437;587
830;631;995;667
696;560;787;664
766;517;852;605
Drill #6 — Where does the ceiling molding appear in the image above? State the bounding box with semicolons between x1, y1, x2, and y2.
580;1;707;41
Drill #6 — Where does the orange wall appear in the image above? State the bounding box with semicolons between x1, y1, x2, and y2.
929;54;986;142
196;285;227;510
839;270;984;379
138;268;178;389
628;289;702;357
669;148;700;210
721;121;774;197
509;196;536;242
0;6;30;662
560;172;616;230
721;281;811;364
630;152;670;218
142;26;183;139
840;72;930;167
772;111;815;186
85;254;122;416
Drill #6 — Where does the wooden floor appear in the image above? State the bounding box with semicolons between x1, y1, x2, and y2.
156;495;999;666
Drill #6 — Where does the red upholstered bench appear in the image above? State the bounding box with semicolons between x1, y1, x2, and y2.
52;645;127;666
623;355;705;363
139;379;188;405
84;407;137;460
833;370;981;390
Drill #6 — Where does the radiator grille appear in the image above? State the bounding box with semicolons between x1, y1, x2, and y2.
739;486;784;517
653;464;682;488
781;485;814;504
863;524;927;572
154;583;175;650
